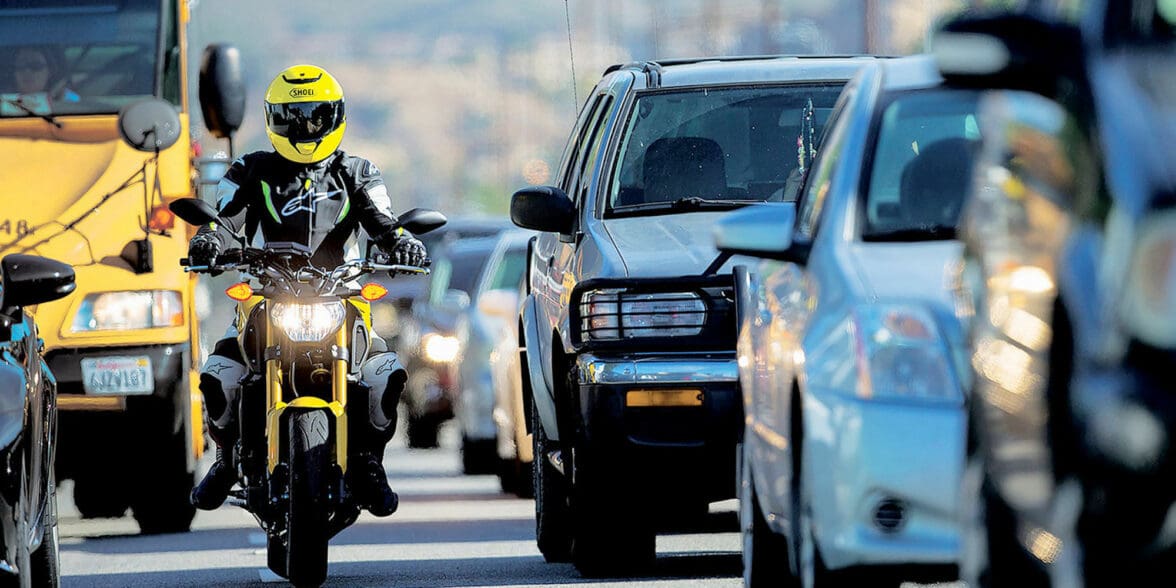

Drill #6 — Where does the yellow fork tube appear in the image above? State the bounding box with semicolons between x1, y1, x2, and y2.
334;327;348;473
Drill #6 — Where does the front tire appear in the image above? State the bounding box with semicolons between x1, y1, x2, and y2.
285;410;332;588
30;473;60;588
741;445;793;587
532;406;571;562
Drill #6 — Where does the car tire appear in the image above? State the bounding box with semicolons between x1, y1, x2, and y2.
532;407;572;562
30;474;60;588
741;446;794;587
131;429;196;535
406;413;440;449
569;445;656;578
460;436;498;475
498;456;533;498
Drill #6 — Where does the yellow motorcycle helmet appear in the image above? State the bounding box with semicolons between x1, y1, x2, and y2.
263;64;346;164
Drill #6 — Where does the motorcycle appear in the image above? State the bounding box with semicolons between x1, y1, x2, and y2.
169;198;445;587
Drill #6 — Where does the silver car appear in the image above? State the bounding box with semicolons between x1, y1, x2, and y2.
715;56;980;587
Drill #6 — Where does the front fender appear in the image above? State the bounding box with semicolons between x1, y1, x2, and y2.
520;294;559;442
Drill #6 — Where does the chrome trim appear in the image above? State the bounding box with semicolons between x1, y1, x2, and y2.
547;449;565;475
575;353;738;385
0;560;17;575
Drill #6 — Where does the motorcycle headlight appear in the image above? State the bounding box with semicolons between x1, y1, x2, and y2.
422;332;461;363
579;289;707;340
71;290;184;332
271;301;346;342
1120;210;1176;348
851;304;961;403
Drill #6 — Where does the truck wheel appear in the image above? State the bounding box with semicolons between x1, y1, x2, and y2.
31;473;60;587
73;473;130;519
132;430;196;534
570;447;655;577
532;407;571;562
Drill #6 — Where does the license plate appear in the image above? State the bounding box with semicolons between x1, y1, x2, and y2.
80;356;154;395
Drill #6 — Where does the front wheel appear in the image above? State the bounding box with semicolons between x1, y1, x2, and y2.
30;473;60;588
532;406;571;562
284;410;332;588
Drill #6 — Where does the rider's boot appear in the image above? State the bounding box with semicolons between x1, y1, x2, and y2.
192;444;237;510
350;451;399;517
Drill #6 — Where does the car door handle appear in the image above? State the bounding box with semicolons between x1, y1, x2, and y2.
547;255;556;267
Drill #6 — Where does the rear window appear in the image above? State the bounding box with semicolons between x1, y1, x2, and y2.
861;90;981;241
486;247;527;292
428;244;494;302
609;84;845;208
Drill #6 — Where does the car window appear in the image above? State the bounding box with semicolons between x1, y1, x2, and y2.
861;89;981;241
574;96;615;206
558;94;607;193
795;93;851;241
428;245;494;303
486;247;528;292
608;84;845;209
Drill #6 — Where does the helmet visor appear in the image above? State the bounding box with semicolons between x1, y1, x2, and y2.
265;100;344;142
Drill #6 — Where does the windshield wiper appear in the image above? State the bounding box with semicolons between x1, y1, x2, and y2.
612;197;759;216
0;96;63;129
862;225;957;242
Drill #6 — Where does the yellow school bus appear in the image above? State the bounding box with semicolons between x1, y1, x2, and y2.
0;0;243;533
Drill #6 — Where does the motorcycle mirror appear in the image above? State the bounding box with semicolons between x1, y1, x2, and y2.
396;208;447;236
169;198;220;227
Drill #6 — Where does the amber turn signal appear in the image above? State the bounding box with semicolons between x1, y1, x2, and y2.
360;283;389;302
225;282;254;301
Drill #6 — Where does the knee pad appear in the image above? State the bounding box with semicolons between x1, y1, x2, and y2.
360;352;407;433
200;356;245;430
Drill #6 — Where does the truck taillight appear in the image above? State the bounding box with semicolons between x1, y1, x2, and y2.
148;204;176;232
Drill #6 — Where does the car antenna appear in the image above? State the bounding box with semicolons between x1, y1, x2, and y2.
564;0;578;112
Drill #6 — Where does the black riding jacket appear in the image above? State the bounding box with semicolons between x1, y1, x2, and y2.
196;150;399;267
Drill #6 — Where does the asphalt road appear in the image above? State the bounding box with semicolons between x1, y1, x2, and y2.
56;424;965;587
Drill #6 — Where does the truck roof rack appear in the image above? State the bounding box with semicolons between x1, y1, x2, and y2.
603;54;891;89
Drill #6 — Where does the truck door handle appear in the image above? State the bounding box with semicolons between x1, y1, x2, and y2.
547;255;555;267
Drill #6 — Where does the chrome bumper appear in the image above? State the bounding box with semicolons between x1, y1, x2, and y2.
575;353;739;385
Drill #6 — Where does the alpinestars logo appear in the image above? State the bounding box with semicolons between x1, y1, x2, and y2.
281;186;343;217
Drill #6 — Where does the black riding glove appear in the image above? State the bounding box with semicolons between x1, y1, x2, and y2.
387;236;427;267
188;233;220;267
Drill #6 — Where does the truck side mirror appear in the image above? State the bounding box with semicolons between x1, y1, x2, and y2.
510;186;574;235
199;44;246;140
0;254;76;310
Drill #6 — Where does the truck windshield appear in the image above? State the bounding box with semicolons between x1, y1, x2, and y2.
0;0;165;119
609;83;844;212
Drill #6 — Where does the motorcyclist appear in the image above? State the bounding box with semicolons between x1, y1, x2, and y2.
188;64;426;517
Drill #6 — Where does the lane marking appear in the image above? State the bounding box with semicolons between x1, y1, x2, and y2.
258;569;285;583
248;532;266;546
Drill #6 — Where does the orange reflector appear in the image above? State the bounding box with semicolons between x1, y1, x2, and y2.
225;282;254;301
148;204;176;232
360;283;388;301
625;389;704;408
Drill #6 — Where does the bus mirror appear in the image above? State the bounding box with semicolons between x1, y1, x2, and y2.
199;44;246;139
118;98;182;152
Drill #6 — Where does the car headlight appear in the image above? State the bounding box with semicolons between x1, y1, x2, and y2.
271;301;346;342
422;332;461;363
1120;210;1176;348
851;304;961;402
71;290;184;332
579;289;707;340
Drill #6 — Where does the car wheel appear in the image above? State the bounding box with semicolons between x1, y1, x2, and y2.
460;436;498;475
532;407;571;562
497;456;534;498
131;429;196;534
570;445;656;578
30;479;60;588
406;413;440;449
740;445;794;587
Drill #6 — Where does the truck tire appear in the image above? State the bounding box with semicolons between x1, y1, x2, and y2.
570;446;655;577
532;405;571;562
30;485;60;588
73;473;129;519
131;429;196;534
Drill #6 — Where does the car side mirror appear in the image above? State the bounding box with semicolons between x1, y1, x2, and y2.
931;12;1084;98
713;203;802;262
397;208;448;236
0;254;76;310
510;186;575;235
199;44;246;140
169;197;220;227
